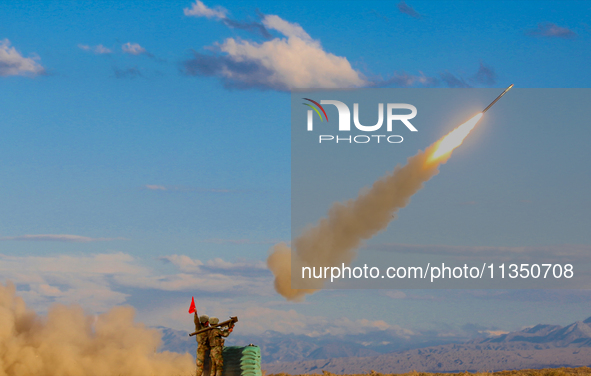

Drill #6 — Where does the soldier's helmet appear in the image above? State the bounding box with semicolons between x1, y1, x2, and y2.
209;317;219;325
199;315;209;324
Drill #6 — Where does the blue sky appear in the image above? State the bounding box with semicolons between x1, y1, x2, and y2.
1;0;590;351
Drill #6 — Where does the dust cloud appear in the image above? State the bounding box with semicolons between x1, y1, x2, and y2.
0;282;194;376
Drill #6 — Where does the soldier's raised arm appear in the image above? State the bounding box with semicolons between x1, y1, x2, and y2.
194;312;201;330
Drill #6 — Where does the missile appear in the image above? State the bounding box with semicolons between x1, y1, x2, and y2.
482;84;514;113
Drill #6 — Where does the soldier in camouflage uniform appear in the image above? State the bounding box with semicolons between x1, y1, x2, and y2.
194;313;211;376
208;317;234;376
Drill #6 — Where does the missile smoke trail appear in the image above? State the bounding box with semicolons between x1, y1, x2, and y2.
0;282;194;376
267;113;485;301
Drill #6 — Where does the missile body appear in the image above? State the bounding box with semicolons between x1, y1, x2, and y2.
482;84;514;113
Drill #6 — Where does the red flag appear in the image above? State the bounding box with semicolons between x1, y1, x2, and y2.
188;296;196;314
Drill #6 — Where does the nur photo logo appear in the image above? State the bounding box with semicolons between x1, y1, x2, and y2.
303;98;418;144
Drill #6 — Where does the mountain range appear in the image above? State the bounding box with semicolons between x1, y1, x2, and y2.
157;316;591;373
263;317;591;374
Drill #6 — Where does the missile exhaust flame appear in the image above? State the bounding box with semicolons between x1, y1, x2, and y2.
427;112;483;163
429;84;513;163
268;86;514;301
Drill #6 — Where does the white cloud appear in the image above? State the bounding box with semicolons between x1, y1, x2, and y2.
78;44;112;54
0;253;422;341
159;298;405;338
159;254;204;272
0;253;139;311
384;290;407;299
122;42;147;55
381;71;438;87
0;234;127;242
206;257;266;270
145;184;167;190
94;44;112;54
262;14;312;41
183;0;227;20
0;253;273;313
479;329;510;337
526;23;577;39
183;14;366;90
182;3;498;89
1;251;396;338
143;184;242;193
123;255;271;293
184;1;271;38
0;39;45;77
367;243;591;263
198;238;282;245
226;305;411;338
